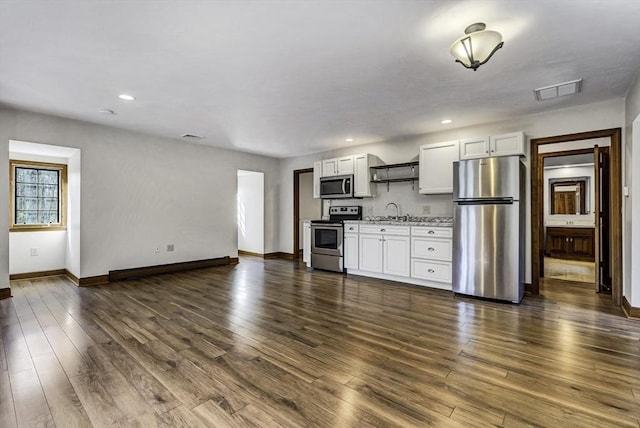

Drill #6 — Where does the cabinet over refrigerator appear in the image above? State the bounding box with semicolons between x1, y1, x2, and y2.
452;156;525;303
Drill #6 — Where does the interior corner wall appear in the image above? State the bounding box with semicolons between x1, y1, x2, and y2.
0;108;280;279
0;110;13;289
624;70;640;307
237;171;265;254
66;150;81;277
277;99;625;287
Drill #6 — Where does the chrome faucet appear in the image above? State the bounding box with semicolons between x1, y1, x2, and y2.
386;202;399;221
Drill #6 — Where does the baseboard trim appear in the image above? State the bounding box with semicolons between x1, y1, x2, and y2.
238;250;264;257
264;252;294;260
0;287;11;300
108;256;232;282
79;275;110;287
229;257;239;265
524;282;533;293
10;269;66;280
622;296;640;319
65;270;80;285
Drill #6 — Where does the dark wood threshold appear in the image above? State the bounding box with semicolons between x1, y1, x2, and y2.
264;252;294;260
622;296;640;319
0;287;11;300
10;269;66;280
109;256;232;282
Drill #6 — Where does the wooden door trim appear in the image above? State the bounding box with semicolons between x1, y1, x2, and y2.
293;168;314;260
530;128;622;306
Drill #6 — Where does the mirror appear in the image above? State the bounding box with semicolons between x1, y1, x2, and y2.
549;177;589;215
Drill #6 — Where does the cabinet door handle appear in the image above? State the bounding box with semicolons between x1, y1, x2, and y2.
380;228;386;232
428;247;435;251
428;230;435;234
428;269;435;273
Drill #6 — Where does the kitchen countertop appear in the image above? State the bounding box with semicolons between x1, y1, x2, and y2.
345;216;453;227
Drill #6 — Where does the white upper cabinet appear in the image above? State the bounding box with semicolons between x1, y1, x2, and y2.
490;131;526;157
460;132;526;160
322;155;354;177
313;160;322;199
419;140;459;194
354;154;379;197
459;136;490;160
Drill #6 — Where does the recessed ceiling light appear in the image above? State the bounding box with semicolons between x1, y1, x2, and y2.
441;119;453;124
118;94;135;101
345;138;354;142
98;108;116;115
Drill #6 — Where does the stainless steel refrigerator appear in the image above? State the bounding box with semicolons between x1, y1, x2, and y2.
453;156;525;303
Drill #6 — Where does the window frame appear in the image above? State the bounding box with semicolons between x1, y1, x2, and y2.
9;160;67;232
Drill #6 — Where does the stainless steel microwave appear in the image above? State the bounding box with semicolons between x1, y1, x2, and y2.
320;174;354;199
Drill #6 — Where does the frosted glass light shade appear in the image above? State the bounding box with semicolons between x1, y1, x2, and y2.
449;25;503;71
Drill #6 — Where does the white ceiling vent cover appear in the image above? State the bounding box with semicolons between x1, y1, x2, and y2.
181;133;204;139
534;79;583;101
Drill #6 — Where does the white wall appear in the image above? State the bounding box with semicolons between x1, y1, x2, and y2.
9;231;66;274
0;107;280;281
624;69;640;307
278;98;626;287
237;170;264;254
298;172;319;249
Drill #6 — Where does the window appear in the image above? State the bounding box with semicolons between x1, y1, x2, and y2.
10;160;67;231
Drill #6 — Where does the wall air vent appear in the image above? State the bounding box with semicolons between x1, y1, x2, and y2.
181;133;204;139
533;78;583;101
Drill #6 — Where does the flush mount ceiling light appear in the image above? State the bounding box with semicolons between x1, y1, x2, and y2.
345;138;354;142
533;79;583;101
441;119;453;124
118;94;135;101
449;23;504;71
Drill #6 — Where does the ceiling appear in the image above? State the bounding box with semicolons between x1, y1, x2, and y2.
1;1;639;159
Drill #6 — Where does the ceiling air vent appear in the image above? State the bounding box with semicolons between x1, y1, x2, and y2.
181;133;204;139
533;78;583;101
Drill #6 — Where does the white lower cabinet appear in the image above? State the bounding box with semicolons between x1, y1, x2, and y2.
358;225;410;278
383;235;410;277
410;227;452;287
347;224;453;291
359;233;383;273
303;220;311;267
344;232;359;270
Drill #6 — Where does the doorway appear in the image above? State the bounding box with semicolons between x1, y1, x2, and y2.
531;129;622;306
237;170;264;256
293;168;320;260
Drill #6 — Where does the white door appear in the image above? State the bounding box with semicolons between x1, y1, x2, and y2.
359;234;383;273
419;141;459;194
460;136;490;160
322;158;338;176
383;235;410;277
344;233;359;270
337;156;354;175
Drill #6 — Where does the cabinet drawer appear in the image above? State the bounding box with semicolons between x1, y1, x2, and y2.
344;224;359;233
411;238;452;261
359;225;410;236
411;259;452;283
411;227;452;238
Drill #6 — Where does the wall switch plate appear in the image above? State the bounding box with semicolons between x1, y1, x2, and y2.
167;244;175;252
422;205;431;215
30;248;38;256
624;186;629;197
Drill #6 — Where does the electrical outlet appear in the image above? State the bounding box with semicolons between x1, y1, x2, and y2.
30;248;38;256
422;205;431;215
155;245;160;253
167;244;175;252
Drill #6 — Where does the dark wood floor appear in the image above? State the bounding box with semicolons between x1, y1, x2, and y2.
1;257;639;427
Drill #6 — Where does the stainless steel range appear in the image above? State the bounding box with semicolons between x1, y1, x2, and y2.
311;206;362;273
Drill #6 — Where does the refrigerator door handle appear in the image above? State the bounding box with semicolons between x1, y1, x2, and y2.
455;197;514;205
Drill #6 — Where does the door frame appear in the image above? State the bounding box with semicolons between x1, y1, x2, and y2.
530;128;622;306
293;168;314;260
